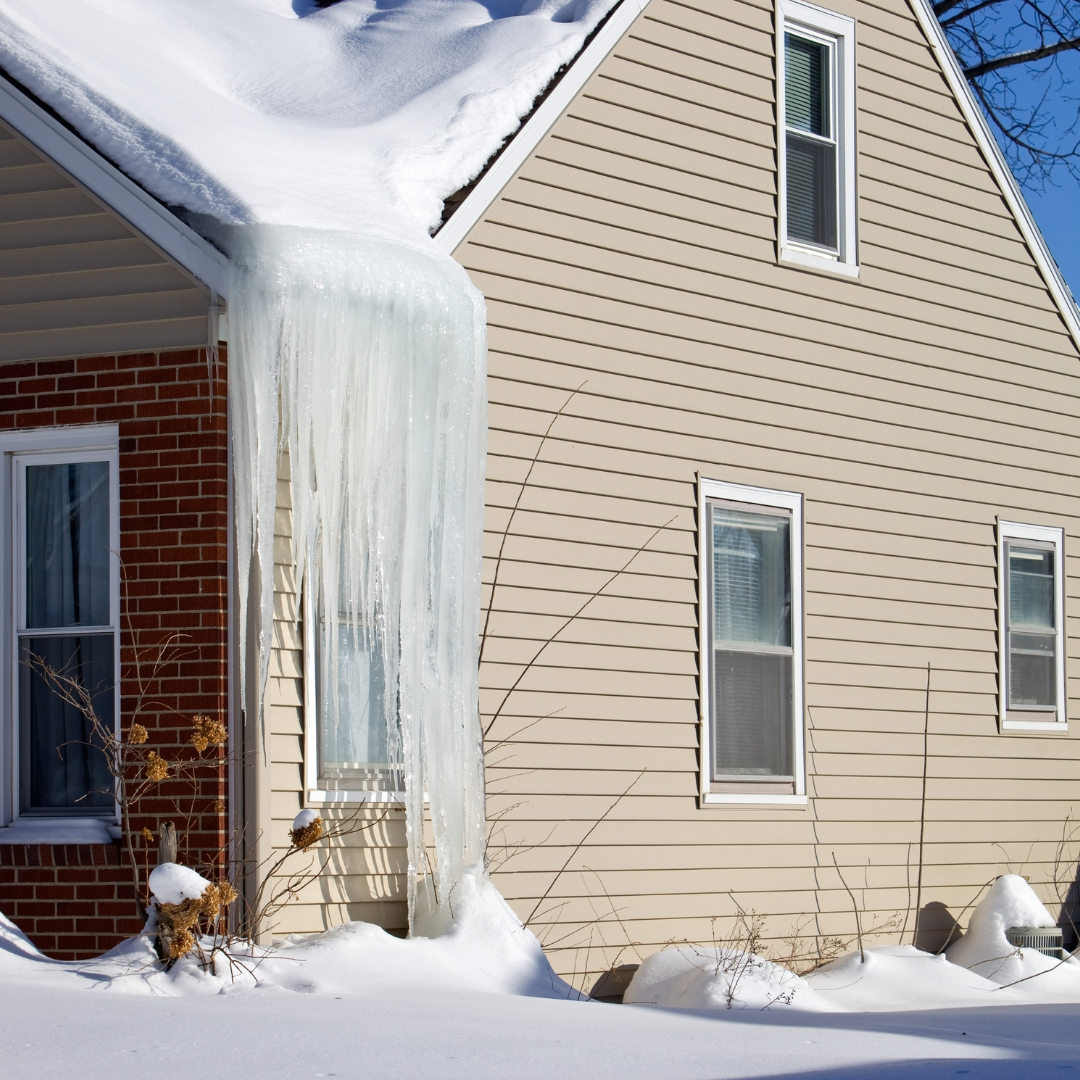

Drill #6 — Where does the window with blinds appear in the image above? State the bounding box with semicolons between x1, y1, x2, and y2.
785;33;837;252
706;494;800;794
778;0;856;275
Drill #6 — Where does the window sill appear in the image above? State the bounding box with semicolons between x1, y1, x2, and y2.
779;246;859;280
701;792;808;807
0;817;117;844
1000;718;1069;734
306;789;407;806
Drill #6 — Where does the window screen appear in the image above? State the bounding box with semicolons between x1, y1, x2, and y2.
1006;542;1057;710
785;33;838;252
18;460;114;814
709;503;794;782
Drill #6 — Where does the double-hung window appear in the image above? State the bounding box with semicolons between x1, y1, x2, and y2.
998;521;1066;731
778;0;857;276
699;479;805;804
12;442;118;817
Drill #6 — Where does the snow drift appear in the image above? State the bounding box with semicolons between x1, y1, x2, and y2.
0;0;621;243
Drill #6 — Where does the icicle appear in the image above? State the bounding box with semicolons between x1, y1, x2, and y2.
227;225;488;924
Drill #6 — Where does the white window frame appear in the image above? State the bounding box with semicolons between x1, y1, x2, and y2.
0;425;120;833
777;0;858;278
301;590;405;807
998;520;1067;733
698;478;806;806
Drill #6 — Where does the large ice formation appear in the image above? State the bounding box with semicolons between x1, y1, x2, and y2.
228;226;487;918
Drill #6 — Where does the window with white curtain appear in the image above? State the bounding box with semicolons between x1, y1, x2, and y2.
699;479;805;804
13;447;118;816
998;520;1066;731
778;0;858;277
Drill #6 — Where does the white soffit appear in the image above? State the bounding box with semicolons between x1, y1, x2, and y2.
0;73;230;298
434;0;649;255
438;0;1080;354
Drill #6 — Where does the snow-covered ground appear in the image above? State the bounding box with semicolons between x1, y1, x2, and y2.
4;874;1080;1079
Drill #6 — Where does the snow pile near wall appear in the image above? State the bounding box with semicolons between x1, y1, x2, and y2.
0;869;576;1000
623;945;820;1011
945;874;1078;988
147;864;211;906
0;0;620;243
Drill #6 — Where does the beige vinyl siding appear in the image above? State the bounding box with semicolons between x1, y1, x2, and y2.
0;119;209;362
450;0;1080;987
265;452;408;937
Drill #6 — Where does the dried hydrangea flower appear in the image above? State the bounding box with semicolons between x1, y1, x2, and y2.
128;723;148;745
191;714;227;752
142;827;154;844
145;751;169;781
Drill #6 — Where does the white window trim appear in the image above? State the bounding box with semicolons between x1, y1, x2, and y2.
997;520;1067;733
698;478;806;807
301;591;408;808
777;0;858;278
0;425;120;837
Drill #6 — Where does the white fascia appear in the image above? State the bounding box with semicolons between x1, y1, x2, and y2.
777;0;858;278
997;519;1068;734
697;477;806;807
0;73;230;299
434;0;650;254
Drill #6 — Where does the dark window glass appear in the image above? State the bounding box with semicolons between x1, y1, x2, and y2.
1007;544;1056;709
19;635;113;813
710;504;794;781
785;33;838;252
26;461;111;628
19;458;114;814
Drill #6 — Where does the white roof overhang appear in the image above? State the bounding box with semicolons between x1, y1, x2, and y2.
0;72;230;299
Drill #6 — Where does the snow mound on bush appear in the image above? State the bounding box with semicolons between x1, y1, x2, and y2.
148;863;212;906
946;874;1078;988
0;865;576;1000
623;946;820;1011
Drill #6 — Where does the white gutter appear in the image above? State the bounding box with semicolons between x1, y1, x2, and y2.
0;73;230;299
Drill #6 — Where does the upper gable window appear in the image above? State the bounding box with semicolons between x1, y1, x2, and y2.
778;0;858;278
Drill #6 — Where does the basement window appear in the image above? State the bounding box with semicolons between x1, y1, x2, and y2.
778;0;858;278
998;520;1067;732
699;479;806;805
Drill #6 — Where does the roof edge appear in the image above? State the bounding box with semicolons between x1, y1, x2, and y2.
0;73;230;298
434;0;649;254
438;0;1080;354
907;0;1080;353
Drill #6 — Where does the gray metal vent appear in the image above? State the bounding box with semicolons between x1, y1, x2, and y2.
1005;925;1065;959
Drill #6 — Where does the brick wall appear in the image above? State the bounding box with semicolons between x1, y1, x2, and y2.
0;346;230;960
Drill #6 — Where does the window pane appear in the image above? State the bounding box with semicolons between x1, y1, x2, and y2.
1009;632;1056;708
19;634;114;813
711;506;791;647
318;622;394;790
785;34;829;137
710;503;794;781
1008;546;1054;629
713;650;793;778
26;461;111;629
786;133;837;250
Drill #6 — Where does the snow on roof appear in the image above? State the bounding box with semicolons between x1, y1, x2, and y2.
0;0;618;245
